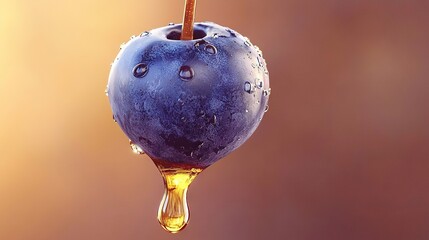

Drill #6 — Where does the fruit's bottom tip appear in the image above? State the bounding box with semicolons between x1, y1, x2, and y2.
151;158;210;171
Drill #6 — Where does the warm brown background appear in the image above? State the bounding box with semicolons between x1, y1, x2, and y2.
0;0;428;239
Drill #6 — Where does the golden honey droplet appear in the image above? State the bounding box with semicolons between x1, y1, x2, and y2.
156;165;202;233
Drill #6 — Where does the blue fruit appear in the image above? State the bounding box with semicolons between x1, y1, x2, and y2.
107;22;270;168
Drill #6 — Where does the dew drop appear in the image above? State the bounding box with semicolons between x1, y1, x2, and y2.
245;109;249;113
119;42;126;50
226;28;237;37
140;31;150;37
256;79;264;89
178;98;185;106
197;110;205;118
263;90;268;96
244;81;255;93
129;140;145;155
211;115;217;125
212;33;219;39
113;115;117;123
194;39;206;47
257;57;264;67
244;37;252;47
204;44;217;54
168;22;175;26
130;35;136;40
104;86;109;96
254;45;262;56
264;105;269;112
263;88;272;97
179;66;194;81
133;63;148;78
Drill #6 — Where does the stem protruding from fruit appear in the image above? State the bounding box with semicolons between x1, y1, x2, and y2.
181;0;196;40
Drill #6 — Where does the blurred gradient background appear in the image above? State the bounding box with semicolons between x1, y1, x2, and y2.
0;0;428;239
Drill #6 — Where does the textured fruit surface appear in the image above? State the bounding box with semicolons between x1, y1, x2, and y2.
107;22;270;168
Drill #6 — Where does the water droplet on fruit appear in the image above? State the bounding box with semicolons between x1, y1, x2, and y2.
251;63;257;68
257;57;264;67
129;140;145;155
212;33;219;39
197;110;205;117
244;81;255;93
113;115;117;123
245;109;249;113
263;90;268;96
204;44;217;54
244;37;252;47
226;29;237;37
177;98;185;106
256;79;264;89
194;39;206;47
179;66;194;81
140;31;150;37
211;115;217;125
130;35;136;40
133;63;148;78
254;45;262;56
168;22;175;26
264;105;269;112
263;88;272;97
105;86;109;96
119;42;126;50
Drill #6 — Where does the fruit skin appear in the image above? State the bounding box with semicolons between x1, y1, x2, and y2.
107;22;270;168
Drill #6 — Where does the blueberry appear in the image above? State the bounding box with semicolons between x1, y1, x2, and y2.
107;22;270;169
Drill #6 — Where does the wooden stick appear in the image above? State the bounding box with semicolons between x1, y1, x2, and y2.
181;0;197;40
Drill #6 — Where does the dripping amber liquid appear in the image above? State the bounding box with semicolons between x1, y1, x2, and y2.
156;165;202;233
